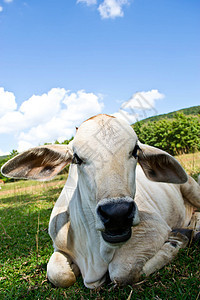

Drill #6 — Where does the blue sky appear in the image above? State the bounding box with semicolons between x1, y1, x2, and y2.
0;0;199;154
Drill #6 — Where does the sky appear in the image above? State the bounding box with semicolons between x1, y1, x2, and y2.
0;0;199;155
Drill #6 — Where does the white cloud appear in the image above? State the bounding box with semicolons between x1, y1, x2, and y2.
0;87;163;152
17;89;104;151
122;90;165;110
0;88;66;134
98;0;129;19
0;87;104;152
0;0;13;14
62;90;103;119
19;88;65;126
17;141;37;153
113;89;164;124
77;0;130;19
113;110;138;124
77;0;97;5
0;111;24;134
0;87;17;117
0;149;9;156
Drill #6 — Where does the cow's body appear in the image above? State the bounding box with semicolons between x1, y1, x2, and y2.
1;114;200;289
48;164;199;288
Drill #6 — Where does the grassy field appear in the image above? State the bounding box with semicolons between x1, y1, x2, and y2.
0;154;200;300
175;152;200;181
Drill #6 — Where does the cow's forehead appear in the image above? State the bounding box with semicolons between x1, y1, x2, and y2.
73;114;137;153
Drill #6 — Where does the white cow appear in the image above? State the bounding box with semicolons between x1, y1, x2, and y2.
1;114;200;289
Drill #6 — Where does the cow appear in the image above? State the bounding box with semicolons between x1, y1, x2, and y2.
1;114;200;289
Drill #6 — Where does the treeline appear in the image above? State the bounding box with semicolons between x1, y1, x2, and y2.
133;113;200;156
139;105;200;124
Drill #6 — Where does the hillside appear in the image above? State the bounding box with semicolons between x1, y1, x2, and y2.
136;105;200;124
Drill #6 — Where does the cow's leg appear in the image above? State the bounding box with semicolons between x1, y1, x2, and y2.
172;212;200;244
109;212;190;285
143;212;200;278
189;211;200;232
109;212;172;285
109;231;188;285
142;231;188;277
47;251;79;288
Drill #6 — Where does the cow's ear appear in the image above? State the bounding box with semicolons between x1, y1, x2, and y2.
137;142;188;184
1;145;73;181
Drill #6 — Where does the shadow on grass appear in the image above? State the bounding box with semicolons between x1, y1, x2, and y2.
0;185;63;205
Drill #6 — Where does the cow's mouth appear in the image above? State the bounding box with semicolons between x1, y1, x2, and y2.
101;227;132;244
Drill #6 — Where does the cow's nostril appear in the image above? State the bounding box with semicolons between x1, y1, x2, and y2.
97;206;110;224
127;202;136;219
127;202;133;214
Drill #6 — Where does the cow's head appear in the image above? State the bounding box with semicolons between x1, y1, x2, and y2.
1;114;187;244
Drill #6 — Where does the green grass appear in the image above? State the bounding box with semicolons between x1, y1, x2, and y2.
0;172;200;299
1;174;67;191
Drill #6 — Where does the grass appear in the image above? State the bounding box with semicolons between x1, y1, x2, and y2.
175;152;200;181
0;155;200;299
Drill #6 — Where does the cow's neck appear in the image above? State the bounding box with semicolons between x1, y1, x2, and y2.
68;168;116;288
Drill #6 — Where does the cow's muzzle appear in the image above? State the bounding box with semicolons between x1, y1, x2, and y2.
97;196;139;244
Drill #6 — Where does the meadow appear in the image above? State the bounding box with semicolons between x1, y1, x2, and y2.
0;152;200;299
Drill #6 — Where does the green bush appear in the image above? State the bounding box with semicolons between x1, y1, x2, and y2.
133;113;200;155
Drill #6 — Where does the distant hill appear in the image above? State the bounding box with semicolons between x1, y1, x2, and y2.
136;105;200;124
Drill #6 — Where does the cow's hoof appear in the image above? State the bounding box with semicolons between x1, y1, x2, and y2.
168;231;189;248
171;229;193;242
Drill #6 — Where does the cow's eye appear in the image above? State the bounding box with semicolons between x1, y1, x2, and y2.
132;144;140;159
72;153;83;165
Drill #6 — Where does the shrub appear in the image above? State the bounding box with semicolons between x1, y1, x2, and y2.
133;113;200;156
